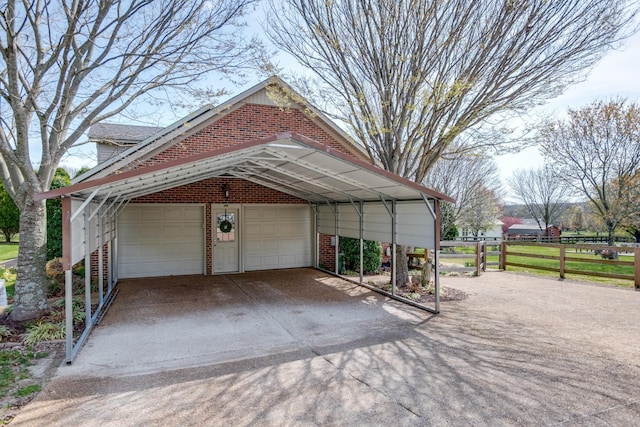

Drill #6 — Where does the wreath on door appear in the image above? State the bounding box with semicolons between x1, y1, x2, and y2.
219;219;233;233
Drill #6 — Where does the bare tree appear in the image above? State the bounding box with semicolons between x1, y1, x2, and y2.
621;174;640;242
561;204;587;233
458;187;502;238
266;0;637;181
424;151;502;239
0;0;261;321
265;0;637;285
509;166;567;231
541;99;640;246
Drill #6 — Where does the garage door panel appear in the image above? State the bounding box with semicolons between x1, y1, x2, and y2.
244;257;262;270
118;205;204;279
162;207;186;221
244;223;263;235
140;209;162;221
244;205;312;271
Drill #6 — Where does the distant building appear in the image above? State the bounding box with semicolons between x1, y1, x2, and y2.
545;225;562;238
508;223;561;240
508;224;543;237
460;221;503;240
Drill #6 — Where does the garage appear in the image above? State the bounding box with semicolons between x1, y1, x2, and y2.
243;205;312;271
37;133;453;363
118;204;204;278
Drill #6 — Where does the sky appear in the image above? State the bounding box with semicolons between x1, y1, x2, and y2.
61;14;640;189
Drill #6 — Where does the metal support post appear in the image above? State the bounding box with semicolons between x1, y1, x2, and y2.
65;270;73;364
112;214;118;284
98;215;104;306
313;204;319;269
359;201;364;284
391;200;397;297
433;199;440;313
334;203;340;274
84;206;92;329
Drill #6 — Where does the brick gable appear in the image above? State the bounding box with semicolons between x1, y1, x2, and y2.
138;103;358;168
131;177;306;205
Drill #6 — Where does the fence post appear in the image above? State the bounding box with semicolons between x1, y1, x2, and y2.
482;241;487;272
500;241;507;270
476;241;481;276
559;245;565;279
635;248;640;290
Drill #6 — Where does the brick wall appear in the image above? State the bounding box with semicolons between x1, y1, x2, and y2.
318;233;336;273
138;104;357;168
131;177;306;205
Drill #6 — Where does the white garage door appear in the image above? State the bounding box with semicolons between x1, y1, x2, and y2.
244;205;312;271
118;205;204;279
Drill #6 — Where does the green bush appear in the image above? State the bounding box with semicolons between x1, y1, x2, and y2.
46;168;71;260
0;184;19;243
443;224;458;241
340;237;382;273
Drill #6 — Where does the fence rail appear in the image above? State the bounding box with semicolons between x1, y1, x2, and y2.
500;241;640;289
457;235;638;244
435;241;497;276
430;241;640;288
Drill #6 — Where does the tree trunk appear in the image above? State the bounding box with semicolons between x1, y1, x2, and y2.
11;197;48;321
607;224;616;247
394;244;409;288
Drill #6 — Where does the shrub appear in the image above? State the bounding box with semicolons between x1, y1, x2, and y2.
53;297;86;323
406;292;421;301
443;224;458;241
340;237;382;273
0;184;19;243
46;168;71;260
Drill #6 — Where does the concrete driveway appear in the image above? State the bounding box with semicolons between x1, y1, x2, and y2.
11;269;640;426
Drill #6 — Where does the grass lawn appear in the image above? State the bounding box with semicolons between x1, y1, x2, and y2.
0;244;18;263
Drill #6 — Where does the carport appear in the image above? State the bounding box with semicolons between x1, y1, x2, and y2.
35;132;453;363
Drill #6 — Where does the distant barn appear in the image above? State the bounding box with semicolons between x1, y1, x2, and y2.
508;224;561;240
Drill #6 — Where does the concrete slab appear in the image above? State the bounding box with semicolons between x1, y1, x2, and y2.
60;269;429;378
11;269;640;426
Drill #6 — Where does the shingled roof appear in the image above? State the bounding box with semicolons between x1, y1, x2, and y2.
88;123;164;145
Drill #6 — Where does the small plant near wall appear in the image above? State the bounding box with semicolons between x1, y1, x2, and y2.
0;325;13;342
22;322;65;346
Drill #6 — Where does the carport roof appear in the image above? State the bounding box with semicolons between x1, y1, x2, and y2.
35;132;454;204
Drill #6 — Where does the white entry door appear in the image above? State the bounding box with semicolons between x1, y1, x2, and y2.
213;207;239;273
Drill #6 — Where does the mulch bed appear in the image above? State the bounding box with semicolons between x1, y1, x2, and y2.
350;273;469;303
0;313;29;342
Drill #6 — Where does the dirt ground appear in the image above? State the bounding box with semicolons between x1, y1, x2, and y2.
0;342;64;424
